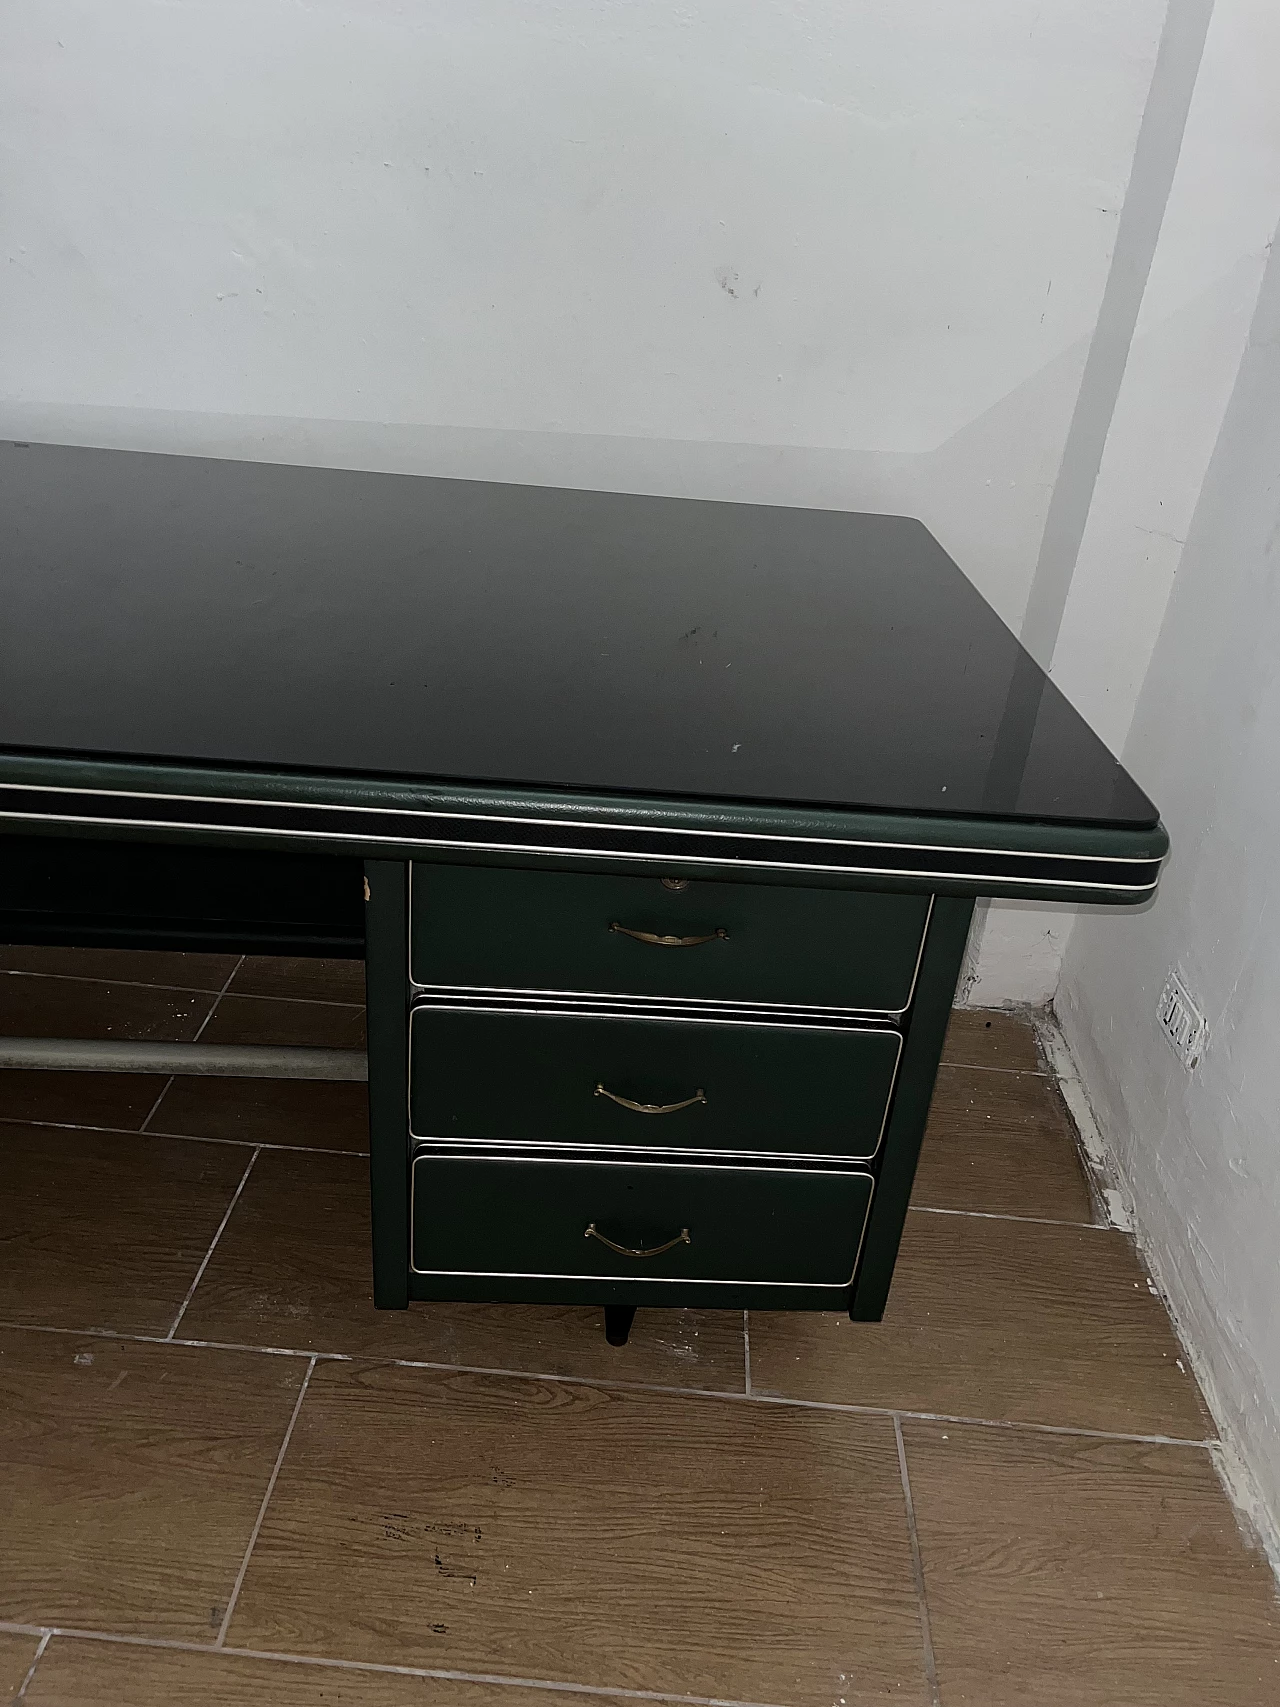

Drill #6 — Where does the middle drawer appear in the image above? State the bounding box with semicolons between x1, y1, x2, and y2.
409;1003;901;1162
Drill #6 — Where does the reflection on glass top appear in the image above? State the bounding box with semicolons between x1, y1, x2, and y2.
0;442;1157;830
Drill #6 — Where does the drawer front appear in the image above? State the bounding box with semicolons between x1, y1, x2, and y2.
411;1152;874;1288
411;864;930;1013
409;1004;901;1162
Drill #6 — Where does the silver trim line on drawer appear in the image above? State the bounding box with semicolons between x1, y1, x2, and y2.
407;886;934;1019
409;1152;875;1288
410;987;905;1028
406;1000;903;1165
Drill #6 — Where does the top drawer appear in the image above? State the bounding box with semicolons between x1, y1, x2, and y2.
410;864;930;1014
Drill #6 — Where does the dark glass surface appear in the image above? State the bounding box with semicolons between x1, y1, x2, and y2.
0;442;1157;829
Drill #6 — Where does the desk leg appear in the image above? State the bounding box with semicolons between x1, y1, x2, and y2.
604;1307;637;1347
365;859;410;1309
849;894;974;1321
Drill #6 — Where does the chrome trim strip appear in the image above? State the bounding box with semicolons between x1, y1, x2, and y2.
896;891;932;1014
0;778;1164;859
408;1151;875;1288
405;999;903;1164
0;814;1160;892
0;783;1164;894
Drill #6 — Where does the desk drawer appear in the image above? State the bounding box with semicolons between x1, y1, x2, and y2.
411;1152;873;1288
411;865;930;1013
409;1004;900;1162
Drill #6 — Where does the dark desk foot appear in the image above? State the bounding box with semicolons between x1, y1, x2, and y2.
604;1306;637;1346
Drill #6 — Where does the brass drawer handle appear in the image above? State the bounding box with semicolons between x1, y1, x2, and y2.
610;922;728;947
584;1222;692;1258
595;1083;707;1115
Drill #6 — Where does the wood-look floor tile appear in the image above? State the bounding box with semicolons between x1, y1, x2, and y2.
0;1332;306;1639
0;1632;39;1702
200;995;366;1050
179;1149;746;1386
228;1362;929;1705
749;1213;1212;1438
0;946;240;990
0;1069;164;1131
230;955;366;1005
150;1076;369;1152
26;1638;594;1707
904;1421;1280;1706
941;1009;1042;1072
912;1065;1095;1223
0;975;213;1042
0;1125;249;1333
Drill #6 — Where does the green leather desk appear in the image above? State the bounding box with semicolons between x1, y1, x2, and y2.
0;442;1165;1344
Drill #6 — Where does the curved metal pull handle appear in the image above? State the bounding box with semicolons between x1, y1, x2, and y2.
584;1222;692;1259
610;922;728;948
595;1083;706;1116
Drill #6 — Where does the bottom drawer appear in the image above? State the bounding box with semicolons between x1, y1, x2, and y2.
410;1152;873;1289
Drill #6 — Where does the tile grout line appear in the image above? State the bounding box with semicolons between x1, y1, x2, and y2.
4;1118;1100;1230
136;954;247;1136
907;1205;1108;1232
0;1107;1101;1226
137;1076;174;1134
164;1147;261;1340
190;955;247;1045
0;965;365;1011
147;1129;367;1158
894;1416;941;1707
0;1317;1220;1449
0;1623;787;1707
0;1319;352;1360
215;1354;318;1649
937;1058;1047;1078
742;1391;1215;1448
0;1114;369;1159
742;1309;751;1396
13;1631;50;1703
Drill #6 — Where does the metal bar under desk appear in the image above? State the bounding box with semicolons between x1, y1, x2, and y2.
0;1037;368;1082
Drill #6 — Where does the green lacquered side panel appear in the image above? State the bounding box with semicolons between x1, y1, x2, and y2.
849;894;975;1320
411;1152;873;1289
408;1005;900;1161
364;859;410;1309
410;864;930;1011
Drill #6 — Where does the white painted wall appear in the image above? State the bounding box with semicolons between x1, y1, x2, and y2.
967;0;1280;1007
1;0;1163;640
1053;0;1280;1544
1053;0;1280;753
1058;224;1280;1538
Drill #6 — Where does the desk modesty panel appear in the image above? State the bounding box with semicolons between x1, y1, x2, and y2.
0;442;1166;1338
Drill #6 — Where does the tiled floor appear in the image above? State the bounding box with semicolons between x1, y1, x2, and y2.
1;951;1277;1706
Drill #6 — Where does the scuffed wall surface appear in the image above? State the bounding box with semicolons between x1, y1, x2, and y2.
972;0;1280;1006
1059;221;1280;1539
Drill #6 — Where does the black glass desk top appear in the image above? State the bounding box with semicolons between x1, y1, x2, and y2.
0;441;1155;832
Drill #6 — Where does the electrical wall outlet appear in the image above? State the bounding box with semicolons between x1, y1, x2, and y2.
1158;971;1207;1070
